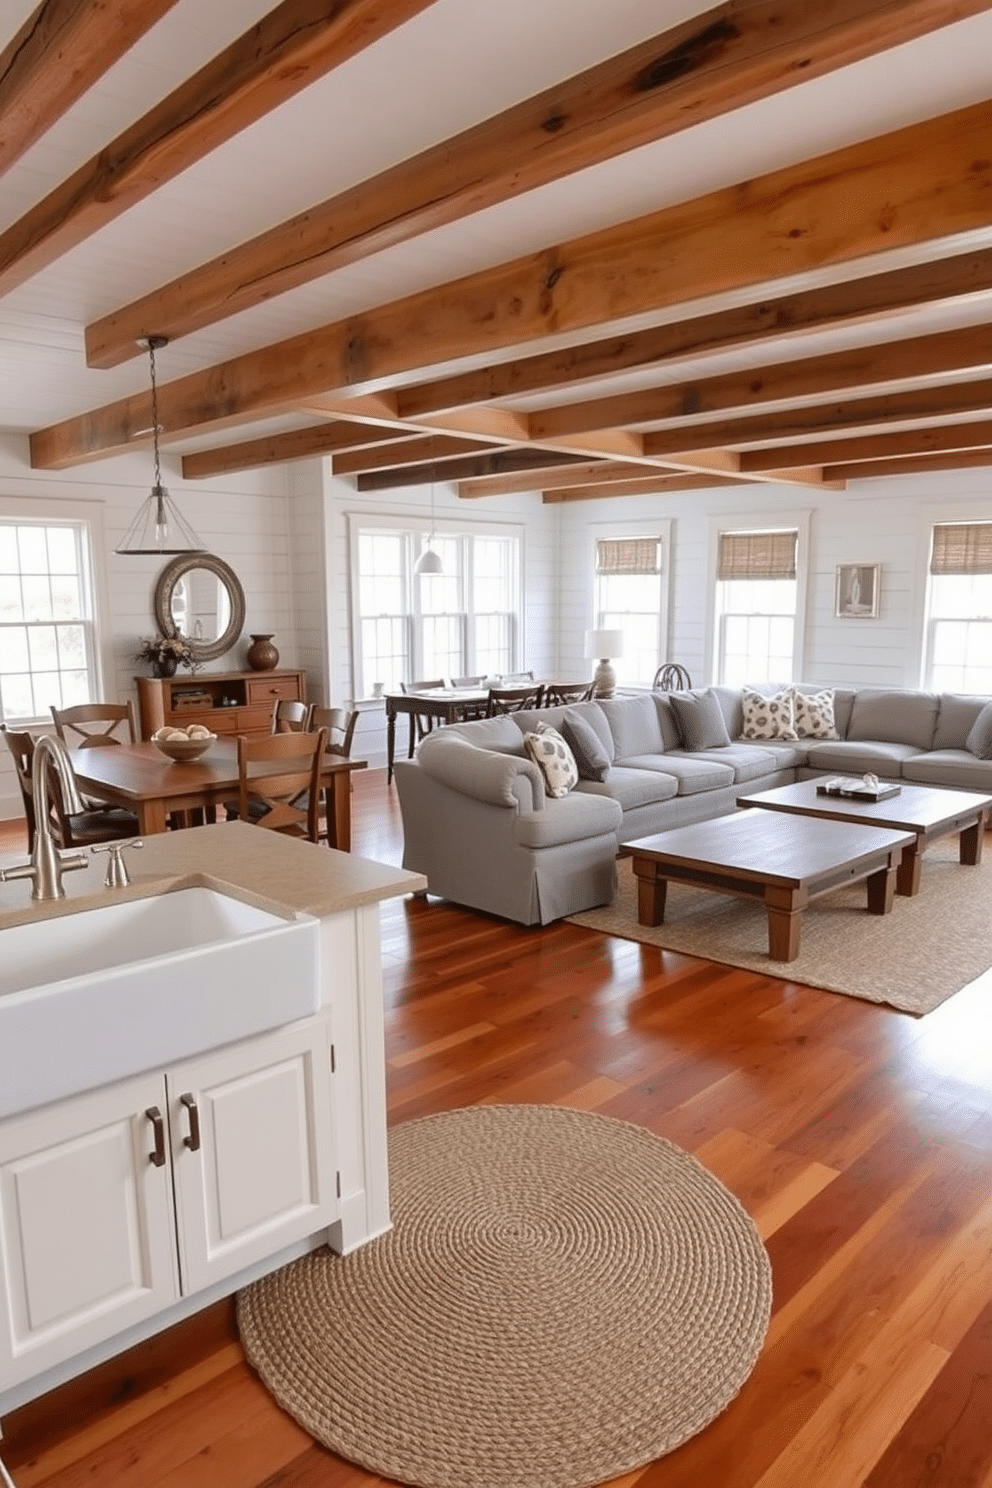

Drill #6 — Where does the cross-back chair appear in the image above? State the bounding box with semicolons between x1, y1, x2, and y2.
400;678;445;741
543;681;595;707
234;728;328;843
50;701;137;748
486;683;545;715
1;724;139;851
271;699;313;733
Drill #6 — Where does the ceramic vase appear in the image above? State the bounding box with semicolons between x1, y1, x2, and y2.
153;656;178;679
246;633;279;671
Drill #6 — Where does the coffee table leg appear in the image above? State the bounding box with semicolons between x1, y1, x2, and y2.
866;861;897;914
633;861;668;926
959;818;984;866
764;886;802;961
895;841;922;896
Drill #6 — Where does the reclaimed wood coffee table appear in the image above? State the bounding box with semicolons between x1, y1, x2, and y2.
736;779;992;896
627;810;914;962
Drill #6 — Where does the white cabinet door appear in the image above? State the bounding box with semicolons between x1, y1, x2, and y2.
0;1075;179;1392
169;1020;337;1294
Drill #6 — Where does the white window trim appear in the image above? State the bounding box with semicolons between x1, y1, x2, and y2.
588;517;672;687
705;509;810;684
0;494;113;722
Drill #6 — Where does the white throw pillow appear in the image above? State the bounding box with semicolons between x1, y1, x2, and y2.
791;687;839;739
523;724;579;798
740;687;798;741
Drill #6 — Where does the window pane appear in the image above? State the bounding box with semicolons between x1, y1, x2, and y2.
926;558;992;693
17;527;48;572
47;527;79;575
0;519;98;724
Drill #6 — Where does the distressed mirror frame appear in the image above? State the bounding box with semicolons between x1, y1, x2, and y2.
153;552;246;662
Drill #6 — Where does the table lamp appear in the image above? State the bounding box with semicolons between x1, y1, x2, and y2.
585;629;624;699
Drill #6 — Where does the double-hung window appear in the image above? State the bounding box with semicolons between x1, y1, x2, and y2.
924;521;992;694
592;531;667;687
0;519;99;724
351;517;521;696
714;527;799;684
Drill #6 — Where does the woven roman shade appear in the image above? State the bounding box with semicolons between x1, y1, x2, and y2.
717;530;797;581
596;538;661;575
930;522;992;575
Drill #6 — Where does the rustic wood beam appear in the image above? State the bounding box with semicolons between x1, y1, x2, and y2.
530;324;992;440
457;461;649;499
641;378;992;456
738;419;992;471
332;434;494;476
30;97;992;469
356;450;590;492
826;448;992;480
180;421;414;480
0;0;180;177
0;0;436;297
83;0;990;367
396;246;992;419
542;474;751;502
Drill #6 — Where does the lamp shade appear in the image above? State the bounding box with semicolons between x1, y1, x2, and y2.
585;628;624;660
414;547;443;575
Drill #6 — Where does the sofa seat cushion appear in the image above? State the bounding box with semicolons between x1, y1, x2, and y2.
741;737;808;769
629;752;735;795
803;738;925;773
514;792;622;849
847;688;939;750
901;749;992;791
575;767;679;809
702;743;780;783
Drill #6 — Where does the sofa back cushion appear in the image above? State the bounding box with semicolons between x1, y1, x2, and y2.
847;688;939;750
965;701;992;759
444;715;526;753
934;693;992;751
599;694;665;758
668;689;732;750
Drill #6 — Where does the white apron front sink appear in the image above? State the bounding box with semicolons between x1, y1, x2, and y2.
0;886;320;1119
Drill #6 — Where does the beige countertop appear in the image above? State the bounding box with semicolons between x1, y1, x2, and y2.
0;820;426;931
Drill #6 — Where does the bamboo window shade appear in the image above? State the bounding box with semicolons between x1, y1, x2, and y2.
717;530;797;582
930;522;992;575
596;538;661;574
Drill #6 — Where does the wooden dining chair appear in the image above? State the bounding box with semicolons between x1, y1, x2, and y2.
271;699;313;733
50;701;137;748
310;706;359;758
652;664;693;691
1;724;139;850
400;678;445;741
499;670;535;685
450;676;488;719
234;728;327;843
486;683;545;715
543;681;595;706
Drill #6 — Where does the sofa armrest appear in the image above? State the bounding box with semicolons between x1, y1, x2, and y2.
416;731;545;809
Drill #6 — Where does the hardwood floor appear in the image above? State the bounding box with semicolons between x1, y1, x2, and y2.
3;771;992;1487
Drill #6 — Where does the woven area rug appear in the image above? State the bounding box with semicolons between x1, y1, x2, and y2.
237;1104;772;1488
567;836;992;1016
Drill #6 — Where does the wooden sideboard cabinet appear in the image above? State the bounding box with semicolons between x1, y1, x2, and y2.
136;668;307;739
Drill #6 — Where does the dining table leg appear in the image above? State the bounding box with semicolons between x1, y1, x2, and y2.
325;773;352;853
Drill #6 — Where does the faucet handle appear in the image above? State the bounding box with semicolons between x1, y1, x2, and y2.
91;838;143;888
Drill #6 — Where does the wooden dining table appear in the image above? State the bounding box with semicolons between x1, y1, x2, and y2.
384;688;490;783
71;740;367;849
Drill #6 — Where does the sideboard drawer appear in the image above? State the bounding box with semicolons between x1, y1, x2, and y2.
246;676;302;705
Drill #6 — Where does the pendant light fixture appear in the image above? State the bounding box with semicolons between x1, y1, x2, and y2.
414;465;443;575
115;336;206;556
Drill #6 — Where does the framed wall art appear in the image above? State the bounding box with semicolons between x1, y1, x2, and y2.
835;564;879;618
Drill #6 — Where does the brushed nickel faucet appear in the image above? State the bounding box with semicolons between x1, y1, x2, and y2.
0;735;89;901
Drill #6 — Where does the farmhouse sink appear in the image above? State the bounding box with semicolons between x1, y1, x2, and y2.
0;886;320;1119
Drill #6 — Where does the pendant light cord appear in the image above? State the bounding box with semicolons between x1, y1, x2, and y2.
148;337;163;490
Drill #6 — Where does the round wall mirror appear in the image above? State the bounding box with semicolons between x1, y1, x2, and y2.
153;553;246;663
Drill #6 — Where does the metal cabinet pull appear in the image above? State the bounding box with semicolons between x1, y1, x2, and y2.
145;1106;166;1167
180;1092;201;1151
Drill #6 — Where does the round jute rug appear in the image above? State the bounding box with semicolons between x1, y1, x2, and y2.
236;1104;772;1488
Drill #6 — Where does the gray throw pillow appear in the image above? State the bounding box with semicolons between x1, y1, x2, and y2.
668;689;732;751
560;710;610;781
965;701;992;759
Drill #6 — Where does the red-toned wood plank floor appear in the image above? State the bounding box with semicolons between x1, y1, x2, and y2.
3;768;992;1487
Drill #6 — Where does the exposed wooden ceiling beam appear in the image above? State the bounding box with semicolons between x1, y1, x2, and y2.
180;421;414;480
826;448;992;480
81;0;987;368
457;461;649;499
396;246;992;419
30;97;992;469
641;378;992;456
0;0;436;297
332;433;494;476
542;474;750;502
355;449;591;491
0;0;180;178
738;419;992;471
530;324;992;441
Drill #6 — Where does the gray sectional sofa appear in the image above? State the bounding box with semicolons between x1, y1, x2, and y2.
393;684;992;925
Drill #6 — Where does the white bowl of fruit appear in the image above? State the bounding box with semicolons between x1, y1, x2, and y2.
151;724;216;762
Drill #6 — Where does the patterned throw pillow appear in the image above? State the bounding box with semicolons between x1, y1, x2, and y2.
740;687;798;741
791;687;839;739
523;724;579;798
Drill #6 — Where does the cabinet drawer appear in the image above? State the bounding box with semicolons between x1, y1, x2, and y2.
246;676;301;705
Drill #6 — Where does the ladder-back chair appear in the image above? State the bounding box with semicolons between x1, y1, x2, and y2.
271;699;313;733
